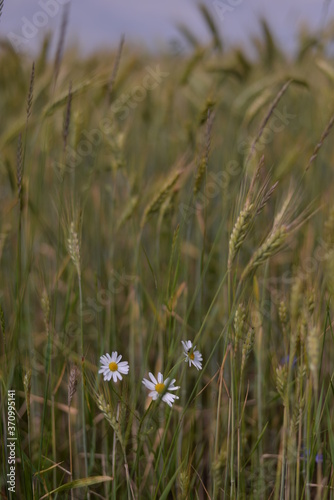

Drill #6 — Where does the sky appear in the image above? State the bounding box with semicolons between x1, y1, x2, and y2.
1;0;334;57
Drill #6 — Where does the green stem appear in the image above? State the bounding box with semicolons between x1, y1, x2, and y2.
78;273;88;481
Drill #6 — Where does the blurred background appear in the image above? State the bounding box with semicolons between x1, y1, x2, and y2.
2;0;334;56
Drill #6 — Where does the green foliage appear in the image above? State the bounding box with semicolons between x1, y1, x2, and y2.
1;19;334;498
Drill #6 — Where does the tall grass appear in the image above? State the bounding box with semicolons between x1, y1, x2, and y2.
1;13;334;499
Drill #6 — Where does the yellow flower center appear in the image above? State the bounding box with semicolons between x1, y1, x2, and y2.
109;362;118;372
155;383;165;394
189;352;195;360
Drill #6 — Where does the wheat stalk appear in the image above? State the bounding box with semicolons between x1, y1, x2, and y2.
54;2;70;84
228;203;254;270
68;364;79;496
141;170;181;227
194;108;215;195
63;81;72;151
67;221;81;278
276;364;288;405
68;365;79;408
26;62;35;122
241;225;287;282
108;34;125;98
306;113;334;171
241;327;254;374
16;134;23;211
256;180;279;215
246;79;292;166
306;326;320;391
234;303;246;353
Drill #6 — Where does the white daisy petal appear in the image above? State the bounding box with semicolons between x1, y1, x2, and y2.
118;362;130;374
182;340;203;370
98;352;129;383
162;395;172;406
143;378;158;391
147;372;156;384
142;371;180;407
183;340;192;351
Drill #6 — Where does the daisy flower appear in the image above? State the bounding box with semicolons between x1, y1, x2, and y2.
99;352;129;382
181;340;203;370
142;372;180;407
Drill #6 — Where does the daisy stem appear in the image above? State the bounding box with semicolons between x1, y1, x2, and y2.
133;401;153;482
112;402;120;500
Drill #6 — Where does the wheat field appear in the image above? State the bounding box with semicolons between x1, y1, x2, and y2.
1;6;334;499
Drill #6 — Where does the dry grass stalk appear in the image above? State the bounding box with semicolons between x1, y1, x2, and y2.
68;365;80;407
63;81;72;151
108;35;125;98
256;180;279;215
245;154;265;207
141;169;181;227
241;225;287;281
246;80;292;166
54;2;70;83
306;114;334;171
16;134;23;210
194;108;215;196
26;62;35;122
